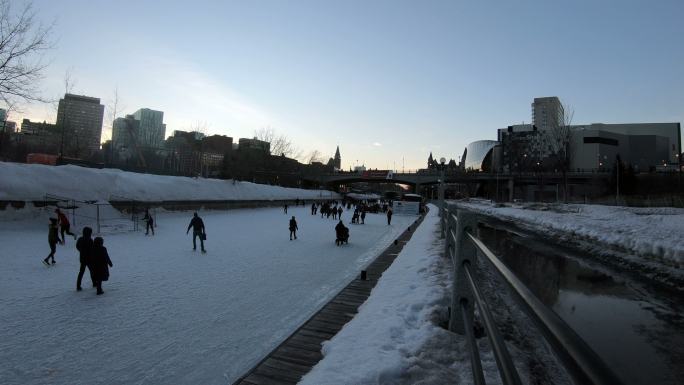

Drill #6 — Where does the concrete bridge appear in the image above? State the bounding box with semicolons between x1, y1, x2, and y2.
302;170;608;187
299;170;610;201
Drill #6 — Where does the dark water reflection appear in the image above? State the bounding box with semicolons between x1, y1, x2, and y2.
478;225;684;385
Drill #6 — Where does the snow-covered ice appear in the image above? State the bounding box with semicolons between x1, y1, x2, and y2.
0;205;416;385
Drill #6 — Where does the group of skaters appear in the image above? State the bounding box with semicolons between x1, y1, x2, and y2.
44;208;113;295
43;208;210;296
292;198;394;245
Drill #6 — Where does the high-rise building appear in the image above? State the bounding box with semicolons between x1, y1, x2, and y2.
132;108;166;149
532;96;564;131
238;138;270;152
56;93;105;156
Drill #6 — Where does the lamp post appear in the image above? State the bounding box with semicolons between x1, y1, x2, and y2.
438;157;446;236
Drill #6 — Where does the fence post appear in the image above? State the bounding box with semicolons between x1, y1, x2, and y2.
449;209;478;334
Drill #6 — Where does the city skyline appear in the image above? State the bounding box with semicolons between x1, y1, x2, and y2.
11;0;684;170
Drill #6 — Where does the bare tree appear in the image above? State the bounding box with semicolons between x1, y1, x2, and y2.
186;120;209;136
305;149;324;164
253;127;302;159
544;103;574;202
0;0;53;107
105;87;124;138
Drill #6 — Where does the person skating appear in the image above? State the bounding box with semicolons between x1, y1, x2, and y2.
335;220;349;246
43;218;59;265
360;210;366;224
284;204;288;214
76;227;95;291
337;206;343;221
311;203;316;215
143;209;154;236
55;208;76;244
91;237;113;295
387;207;393;225
186;212;206;252
289;216;298;240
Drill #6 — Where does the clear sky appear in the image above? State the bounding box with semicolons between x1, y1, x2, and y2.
16;0;684;170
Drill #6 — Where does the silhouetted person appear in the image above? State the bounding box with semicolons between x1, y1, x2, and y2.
311;203;316;215
76;227;95;291
289;216;298;240
44;218;59;265
337;206;343;220
55;208;76;244
335;220;349;246
186;212;206;252
361;210;366;224
284;204;288;214
387;208;393;225
91;237;113;295
143;209;154;236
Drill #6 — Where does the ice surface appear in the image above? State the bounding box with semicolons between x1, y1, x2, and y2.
0;205;416;385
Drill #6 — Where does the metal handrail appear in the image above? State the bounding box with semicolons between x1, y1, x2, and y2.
466;233;624;385
463;260;522;385
460;298;486;385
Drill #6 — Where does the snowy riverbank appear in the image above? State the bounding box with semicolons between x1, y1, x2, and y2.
454;199;684;267
0;162;339;202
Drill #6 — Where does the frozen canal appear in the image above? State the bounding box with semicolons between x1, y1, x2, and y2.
0;205;416;385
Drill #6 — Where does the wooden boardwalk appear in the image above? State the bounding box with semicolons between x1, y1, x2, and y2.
234;214;426;385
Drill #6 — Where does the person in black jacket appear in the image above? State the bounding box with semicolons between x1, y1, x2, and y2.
76;227;95;291
186;212;206;252
335;220;349;246
289;216;298;240
143;209;154;236
43;218;59;265
91;237;113;295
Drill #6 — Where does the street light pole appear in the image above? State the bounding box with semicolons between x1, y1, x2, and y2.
438;157;446;237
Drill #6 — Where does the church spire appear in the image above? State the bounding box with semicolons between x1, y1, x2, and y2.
334;146;341;169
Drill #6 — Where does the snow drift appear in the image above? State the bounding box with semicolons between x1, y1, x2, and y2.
0;162;339;202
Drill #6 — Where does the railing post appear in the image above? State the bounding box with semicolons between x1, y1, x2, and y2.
449;209;478;334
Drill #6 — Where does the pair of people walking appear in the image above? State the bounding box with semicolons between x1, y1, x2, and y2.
76;227;113;295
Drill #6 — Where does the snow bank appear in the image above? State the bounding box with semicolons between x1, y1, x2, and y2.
300;205;494;384
0;162;340;202
458;200;684;265
346;192;381;201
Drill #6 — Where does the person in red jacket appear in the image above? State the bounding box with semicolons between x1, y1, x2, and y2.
55;208;76;244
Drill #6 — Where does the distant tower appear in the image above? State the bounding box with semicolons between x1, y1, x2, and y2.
333;146;341;169
56;93;105;156
428;152;434;169
532;96;564;131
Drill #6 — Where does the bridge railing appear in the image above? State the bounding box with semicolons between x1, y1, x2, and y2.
440;202;624;385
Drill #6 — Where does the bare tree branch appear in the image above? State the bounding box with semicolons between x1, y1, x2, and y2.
253;127;302;159
305;149;324;164
0;0;53;107
103;87;124;142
